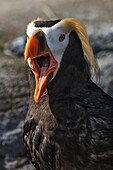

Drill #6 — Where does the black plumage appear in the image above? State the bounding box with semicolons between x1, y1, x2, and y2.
24;19;113;170
34;19;61;28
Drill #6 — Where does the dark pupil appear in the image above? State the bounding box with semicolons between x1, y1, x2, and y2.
61;35;65;40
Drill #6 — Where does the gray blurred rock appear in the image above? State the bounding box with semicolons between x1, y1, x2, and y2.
89;32;113;54
0;77;34;170
88;33;113;98
4;36;26;57
96;51;113;98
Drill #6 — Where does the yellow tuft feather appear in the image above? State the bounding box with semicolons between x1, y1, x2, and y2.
34;17;43;21
56;18;100;82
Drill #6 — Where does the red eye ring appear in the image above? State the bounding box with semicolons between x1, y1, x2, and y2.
59;34;65;42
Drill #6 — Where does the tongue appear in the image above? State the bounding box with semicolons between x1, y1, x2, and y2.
39;66;48;88
40;66;48;77
39;58;49;80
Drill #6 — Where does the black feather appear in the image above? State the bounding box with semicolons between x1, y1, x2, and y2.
34;19;61;28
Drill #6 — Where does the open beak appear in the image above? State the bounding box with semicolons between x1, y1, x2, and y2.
25;30;58;102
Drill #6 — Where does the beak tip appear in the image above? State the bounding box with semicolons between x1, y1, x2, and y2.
25;58;28;63
34;96;40;103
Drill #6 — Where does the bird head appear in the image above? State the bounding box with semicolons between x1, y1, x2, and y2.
25;18;99;103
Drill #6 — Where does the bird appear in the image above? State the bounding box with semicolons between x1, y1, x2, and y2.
23;18;113;170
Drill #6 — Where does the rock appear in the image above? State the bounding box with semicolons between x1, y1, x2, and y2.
89;32;113;54
0;69;34;169
96;51;113;98
4;36;26;57
88;32;113;98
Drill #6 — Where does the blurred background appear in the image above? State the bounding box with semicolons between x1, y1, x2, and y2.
0;0;113;169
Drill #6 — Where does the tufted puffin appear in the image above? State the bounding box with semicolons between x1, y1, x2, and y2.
24;18;113;170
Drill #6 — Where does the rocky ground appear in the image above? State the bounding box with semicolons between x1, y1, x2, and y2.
0;0;113;169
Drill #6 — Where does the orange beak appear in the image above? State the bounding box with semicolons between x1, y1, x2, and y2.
25;31;57;102
25;36;39;63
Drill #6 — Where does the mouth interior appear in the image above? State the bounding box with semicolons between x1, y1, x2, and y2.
37;53;50;72
28;53;50;87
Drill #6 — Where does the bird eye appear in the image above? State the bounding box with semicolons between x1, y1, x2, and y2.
59;34;65;42
27;35;29;39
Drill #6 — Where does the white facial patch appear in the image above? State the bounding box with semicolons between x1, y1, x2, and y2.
27;22;39;37
41;26;70;78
